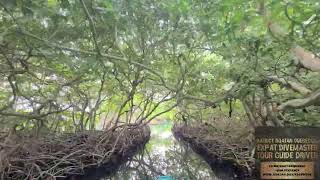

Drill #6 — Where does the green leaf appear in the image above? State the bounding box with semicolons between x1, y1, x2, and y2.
2;0;17;9
48;0;58;7
59;0;70;8
21;6;33;16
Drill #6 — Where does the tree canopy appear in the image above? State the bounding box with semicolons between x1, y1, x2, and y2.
0;0;320;134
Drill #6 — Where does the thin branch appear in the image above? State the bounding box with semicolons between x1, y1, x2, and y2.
79;0;101;55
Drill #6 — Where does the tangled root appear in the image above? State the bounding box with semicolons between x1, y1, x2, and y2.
0;125;150;180
173;124;256;180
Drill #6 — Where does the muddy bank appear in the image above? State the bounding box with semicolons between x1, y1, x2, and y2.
172;124;257;180
0;125;150;180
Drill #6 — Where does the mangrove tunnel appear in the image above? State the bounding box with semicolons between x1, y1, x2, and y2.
1;0;320;179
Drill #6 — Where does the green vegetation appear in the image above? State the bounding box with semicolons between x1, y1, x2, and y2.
1;0;319;179
0;0;319;136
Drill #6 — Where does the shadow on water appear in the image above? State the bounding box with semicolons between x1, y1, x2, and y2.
103;121;220;180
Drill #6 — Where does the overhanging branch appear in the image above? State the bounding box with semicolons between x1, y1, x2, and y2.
266;75;312;95
259;1;320;73
278;89;320;111
183;82;241;107
291;46;320;72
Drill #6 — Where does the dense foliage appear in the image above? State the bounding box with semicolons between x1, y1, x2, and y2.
0;0;319;134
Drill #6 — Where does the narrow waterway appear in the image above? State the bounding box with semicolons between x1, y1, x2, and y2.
105;121;219;180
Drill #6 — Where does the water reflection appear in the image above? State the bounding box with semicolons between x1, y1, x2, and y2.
106;122;218;180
